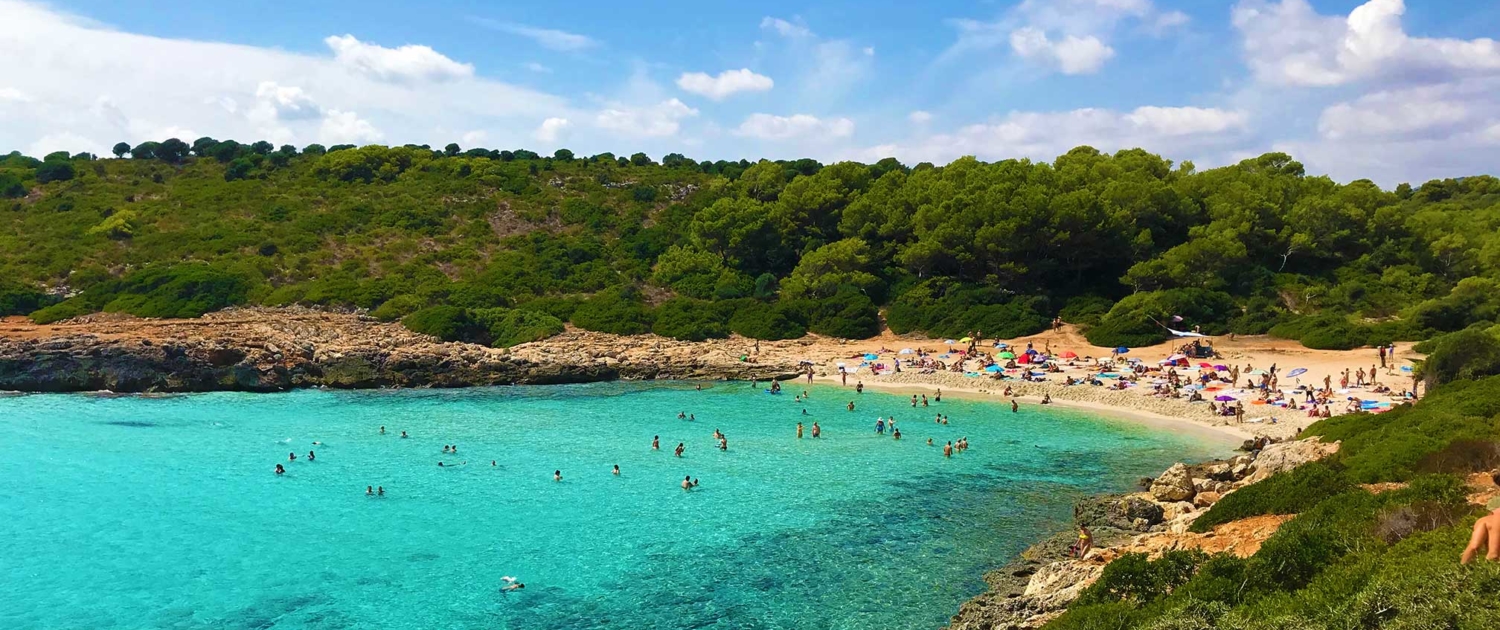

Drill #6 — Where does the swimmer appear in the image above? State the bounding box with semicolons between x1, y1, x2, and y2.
802;408;809;415
613;465;620;476
401;431;409;438
893;427;902;440
926;438;933;446
693;478;700;487
678;412;686;419
652;435;660;450
675;443;685;457
689;414;696;421
847;401;856;412
501;576;525;592
797;422;804;438
911;395;918;407
367;485;374;495
377;486;384;496
696;384;703;391
308;450;315;461
380;426;385;435
554;470;562;482
719;438;727;451
795;395;802;403
682;475;692;491
275;463;285;475
812;422;821;438
288;452;296;461
492;460;497;466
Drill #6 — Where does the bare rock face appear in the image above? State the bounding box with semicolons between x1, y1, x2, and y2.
1074;495;1165;531
1245;438;1340;484
1022;561;1104;610
1193;491;1222;508
1150;463;1197;503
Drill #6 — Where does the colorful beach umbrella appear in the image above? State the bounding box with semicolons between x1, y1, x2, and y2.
998;351;1016;359
1060;351;1078;358
959;337;972;343
1287;367;1308;378
1166;353;1187;361
1214;395;1237;401
1115;347;1130;354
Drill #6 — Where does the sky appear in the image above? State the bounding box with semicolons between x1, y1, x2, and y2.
1;0;1498;187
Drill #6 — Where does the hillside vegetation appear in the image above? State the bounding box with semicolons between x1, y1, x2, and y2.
1045;338;1500;629
3;140;1499;348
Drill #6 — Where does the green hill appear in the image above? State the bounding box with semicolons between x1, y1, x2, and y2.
2;140;1499;348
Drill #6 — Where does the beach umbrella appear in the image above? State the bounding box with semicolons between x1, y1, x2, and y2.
1214;364;1229;371
1249;369;1267;375
1060;351;1078;359
1025;348;1038;355
1115;347;1130;354
863;353;879;361
1214;395;1237;401
1198;362;1213;368
1166;353;1187;362
1287;367;1308;378
944;339;957;345
959;337;972;343
898;348;914;355
998;351;1016;359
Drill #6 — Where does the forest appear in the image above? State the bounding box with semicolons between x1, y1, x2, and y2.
2;138;1499;351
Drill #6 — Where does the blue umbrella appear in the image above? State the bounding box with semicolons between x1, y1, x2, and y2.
1115;347;1130;354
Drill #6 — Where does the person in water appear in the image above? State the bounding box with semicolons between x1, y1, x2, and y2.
1012;400;1019;413
910;395;918;407
692;478;700;487
893;427;902;440
613;465;620;476
797;422;804;438
652;435;660;450
811;422;821;438
400;431;409;439
275;464;285;475
379;426;385;435
308;451;315;461
943;441;953;458
926;438;933;446
689;414;696;421
377;486;384;496
682;475;693;491
675;443;685;457
719;437;728;451
554;470;562;482
856;381;864;394
501;576;525;592
678;412;686;419
1461;497;1500;564
935;389;941;402
847;401;856;412
367;485;374;495
288;452;297;462
876;418;885;434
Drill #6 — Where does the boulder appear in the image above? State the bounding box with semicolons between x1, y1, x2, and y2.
1074;495;1165;531
1022;561;1104;610
1245;438;1339;484
1193;491;1222;508
1162;501;1197;521
1150;463;1196;502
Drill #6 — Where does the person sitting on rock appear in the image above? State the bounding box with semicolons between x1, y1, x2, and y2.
1461;497;1500;564
1070;525;1093;558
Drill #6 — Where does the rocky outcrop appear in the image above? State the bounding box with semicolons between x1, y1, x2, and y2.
0;308;802;392
1149;463;1197;502
1245;438;1341;484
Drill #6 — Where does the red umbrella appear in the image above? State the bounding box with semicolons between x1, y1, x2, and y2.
1061;351;1079;359
1198;362;1213;368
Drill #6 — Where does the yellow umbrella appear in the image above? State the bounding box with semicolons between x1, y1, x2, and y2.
959;337;972;343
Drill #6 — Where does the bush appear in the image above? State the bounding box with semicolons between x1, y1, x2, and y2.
1268;313;1367;350
1075;550;1205;606
401;306;487;344
472;307;564;347
570;287;654;335
0;281;57;316
1419;328;1500;387
727;300;807;340
1086;289;1237;348
370;294;425;322
1059;295;1112;328
29;264;252;322
805;286;879;339
886;280;1048;338
35;161;76;183
650;298;729;341
1190;461;1353;532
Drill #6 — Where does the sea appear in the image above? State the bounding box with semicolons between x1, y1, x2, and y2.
0;382;1228;630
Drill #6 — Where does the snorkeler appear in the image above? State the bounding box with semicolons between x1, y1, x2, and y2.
501;576;525;592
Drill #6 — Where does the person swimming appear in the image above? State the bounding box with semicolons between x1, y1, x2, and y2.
692;478;700;487
377;486;384;496
652;435;660;450
719;437;727;451
288;452;296;461
492;460;497;466
689;414;696;421
926;438;933;446
367;485;374;495
554;470;562;482
678;412;686;419
400;431;409;438
308;451;315;461
848;401;856;412
802;408;808;415
275;464;285;475
501;576;525;592
893;427;902;440
613;465;620;476
379;426;385;435
682;475;692;491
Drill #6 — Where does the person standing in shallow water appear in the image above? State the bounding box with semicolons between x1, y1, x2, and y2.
797;422;804;438
652;436;660;450
554;470;562;482
1012;399;1019;413
675;443;685;457
812;422;821;438
682;475;692;491
943;441;953;458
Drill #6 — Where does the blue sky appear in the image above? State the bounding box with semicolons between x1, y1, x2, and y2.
2;0;1498;185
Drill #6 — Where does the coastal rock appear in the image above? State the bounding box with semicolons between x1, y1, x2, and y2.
1074;495;1164;531
1245;438;1340;484
1162;501;1197;522
1022;561;1104;610
1193;491;1222;508
1150;463;1197;503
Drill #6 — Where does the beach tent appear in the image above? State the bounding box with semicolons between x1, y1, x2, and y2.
1166;353;1187;362
898;348;914;355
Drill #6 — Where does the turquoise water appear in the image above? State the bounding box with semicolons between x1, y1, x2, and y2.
0;383;1227;630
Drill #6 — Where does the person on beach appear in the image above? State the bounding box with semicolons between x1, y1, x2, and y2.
797;422;804;438
1041;394;1052;405
944;441;953;458
613;465;620;476
652;435;660;450
1378;345;1387;368
554;470;562;482
1461;497;1500;564
1073;526;1093;558
675;443;685;457
682;475;693;491
812;422;821;438
841;369;847;386
275;464;285;475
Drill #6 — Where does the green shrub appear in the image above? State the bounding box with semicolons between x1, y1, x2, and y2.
1190;461;1353;532
31;264;253;321
570;287;654;335
29;297;95;324
0;281;57;316
1075;550;1206;606
650;298;729;341
1059;295;1112;328
1419;328;1500;387
370;294;425;322
401;305;486;344
727;300;807;340
472;307;564;347
886;280;1048;338
805;286;879;339
1086;289;1237;348
35;161;75;183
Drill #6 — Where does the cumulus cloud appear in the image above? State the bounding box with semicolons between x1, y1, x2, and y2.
909;110;933;124
735;114;854;141
471;19;598;51
324;34;474;83
534;117;571;142
852;105;1246;166
1009;28;1115;75
595;99;698;138
676;69;774;100
0;0;570;157
1233;0;1500;87
320;109;382;144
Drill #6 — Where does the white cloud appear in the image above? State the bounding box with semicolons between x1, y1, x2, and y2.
0;87;34;103
735;113;854;140
909;110;933;124
594;99;697;138
471;19;598;52
461;129;488;145
863;46;876;56
523;62;552;73
853;105;1247;166
534;117;571;142
1009;28;1115;75
27;132;98;157
760;17;812;39
320;109;382;144
1155;10;1191;30
1233;0;1500;88
252;81;321;121
324;34;474;83
676;69;774;100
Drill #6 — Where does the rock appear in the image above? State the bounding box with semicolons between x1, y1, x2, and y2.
1022;561;1104;610
1245;438;1339;484
1074;495;1164;530
1192;477;1213;492
1150;463;1197;503
1193;491;1222;508
1162;501;1197;521
1231;463;1252;479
